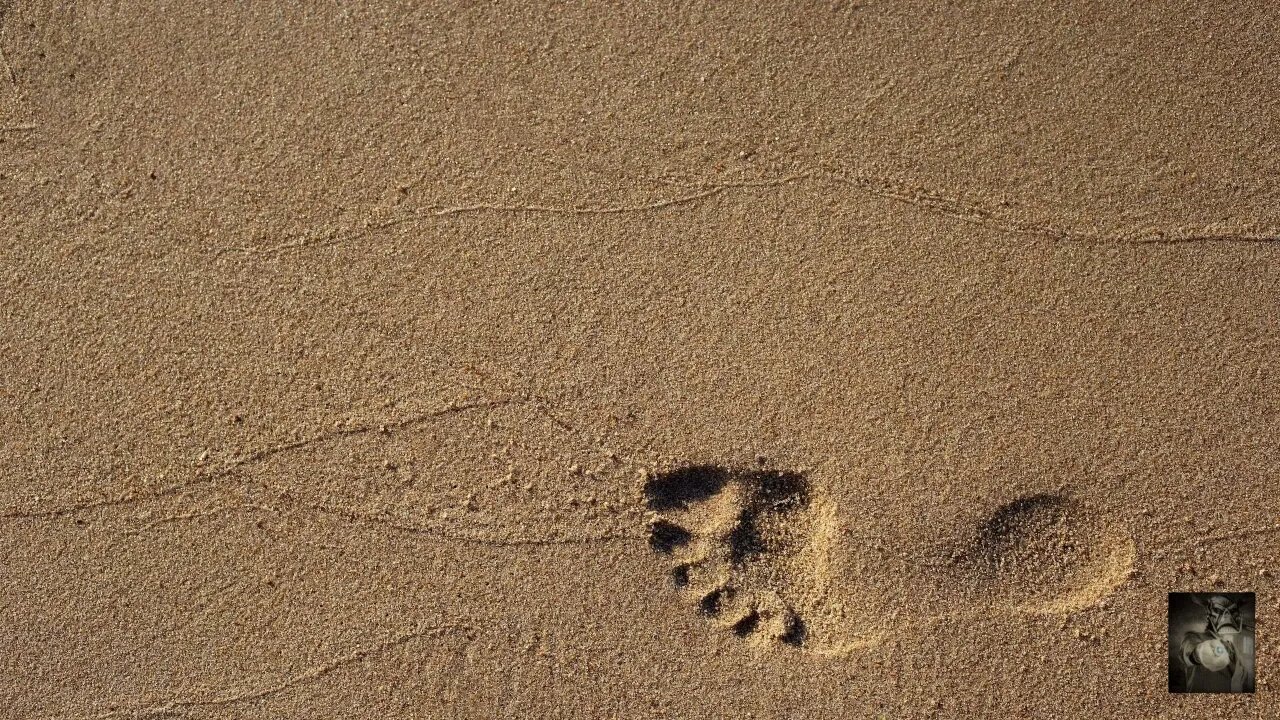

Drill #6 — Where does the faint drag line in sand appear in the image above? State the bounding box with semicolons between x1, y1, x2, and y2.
215;175;814;257
425;183;729;217
816;167;1087;242
117;489;644;548
1140;516;1280;551
5;389;648;548
1182;523;1280;546
52;621;479;720
121;504;276;535
1121;230;1280;245
803;166;1279;247
0;397;519;523
217;184;730;257
668;167;1280;246
115;491;645;543
290;498;644;547
214;169;1278;257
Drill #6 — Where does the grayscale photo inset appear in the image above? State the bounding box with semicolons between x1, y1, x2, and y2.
1169;593;1256;693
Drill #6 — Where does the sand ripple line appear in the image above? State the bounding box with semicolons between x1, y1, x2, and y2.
216;175;810;256
119;497;644;547
47;621;478;720
6;388;650;547
1187;523;1280;546
215;168;1279;257
0;397;520;522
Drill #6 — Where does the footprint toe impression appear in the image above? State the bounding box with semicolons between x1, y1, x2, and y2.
644;463;823;649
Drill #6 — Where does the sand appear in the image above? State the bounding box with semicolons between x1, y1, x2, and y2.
1;1;1277;717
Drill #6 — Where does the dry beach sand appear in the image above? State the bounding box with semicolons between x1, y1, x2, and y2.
1;1;1278;717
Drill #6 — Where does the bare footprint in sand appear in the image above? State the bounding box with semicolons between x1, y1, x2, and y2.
644;465;1135;655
